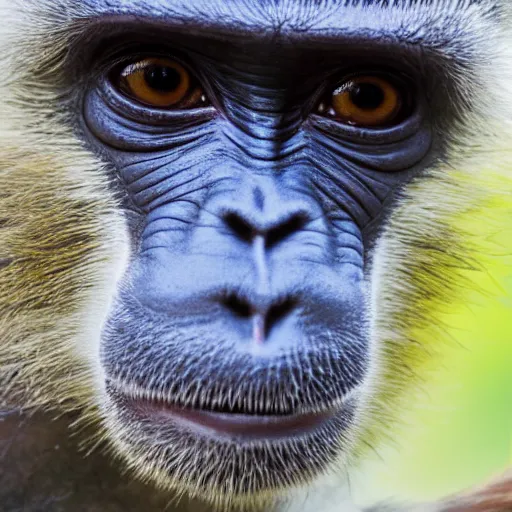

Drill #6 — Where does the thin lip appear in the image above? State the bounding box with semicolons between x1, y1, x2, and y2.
108;385;341;441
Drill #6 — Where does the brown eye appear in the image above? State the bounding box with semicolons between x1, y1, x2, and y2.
324;75;408;127
117;57;206;109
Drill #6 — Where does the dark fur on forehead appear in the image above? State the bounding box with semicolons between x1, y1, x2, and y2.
9;0;505;88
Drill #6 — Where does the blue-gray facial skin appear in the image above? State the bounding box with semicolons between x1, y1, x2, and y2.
77;0;454;500
4;0;491;510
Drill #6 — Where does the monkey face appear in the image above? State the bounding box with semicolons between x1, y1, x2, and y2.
1;0;510;510
78;23;434;504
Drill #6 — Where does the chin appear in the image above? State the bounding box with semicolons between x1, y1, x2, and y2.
102;380;359;507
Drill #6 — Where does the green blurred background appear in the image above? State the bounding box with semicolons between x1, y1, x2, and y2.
354;211;512;506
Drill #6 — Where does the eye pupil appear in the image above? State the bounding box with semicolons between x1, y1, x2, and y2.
349;82;385;110
144;65;182;92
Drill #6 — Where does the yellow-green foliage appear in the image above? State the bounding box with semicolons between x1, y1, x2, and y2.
354;173;512;505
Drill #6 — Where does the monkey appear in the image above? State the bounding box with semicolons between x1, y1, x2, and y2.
0;0;511;511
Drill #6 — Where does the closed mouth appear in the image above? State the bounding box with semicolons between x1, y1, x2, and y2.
107;383;341;442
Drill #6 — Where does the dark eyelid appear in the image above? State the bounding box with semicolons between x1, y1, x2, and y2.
326;69;413;95
111;53;199;84
106;47;197;79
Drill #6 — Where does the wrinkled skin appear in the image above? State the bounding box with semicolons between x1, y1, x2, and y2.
80;5;437;500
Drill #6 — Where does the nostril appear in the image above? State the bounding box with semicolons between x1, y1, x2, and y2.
221;292;299;342
221;293;252;318
223;212;254;243
265;297;298;336
266;213;308;249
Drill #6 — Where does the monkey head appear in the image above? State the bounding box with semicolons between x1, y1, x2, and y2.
0;1;511;511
